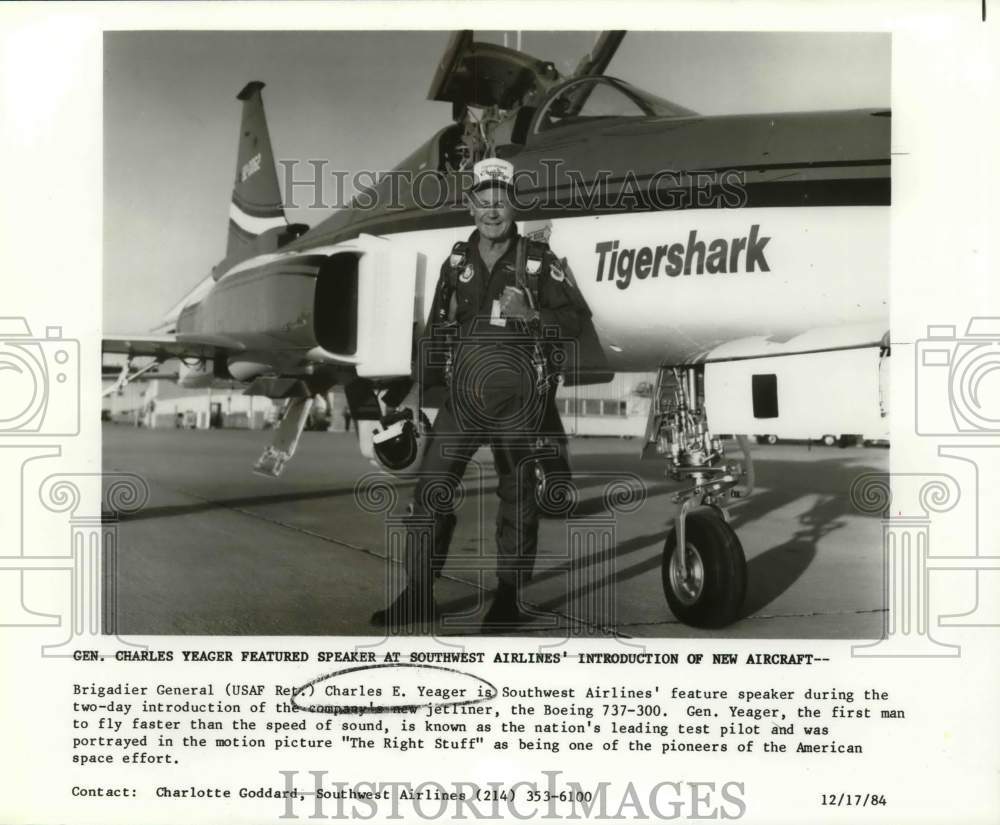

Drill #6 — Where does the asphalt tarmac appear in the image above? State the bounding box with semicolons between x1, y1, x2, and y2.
103;424;888;639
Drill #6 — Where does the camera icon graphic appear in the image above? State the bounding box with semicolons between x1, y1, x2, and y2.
915;318;1000;435
0;317;80;435
419;317;577;437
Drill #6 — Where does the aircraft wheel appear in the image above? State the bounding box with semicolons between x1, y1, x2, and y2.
765;434;778;445
822;434;836;446
661;508;747;628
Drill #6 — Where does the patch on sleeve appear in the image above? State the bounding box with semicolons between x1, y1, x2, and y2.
549;258;566;282
459;264;475;283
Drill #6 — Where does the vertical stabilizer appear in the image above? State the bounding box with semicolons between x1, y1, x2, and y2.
227;81;286;257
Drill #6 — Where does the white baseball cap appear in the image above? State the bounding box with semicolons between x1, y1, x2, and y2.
470;157;515;193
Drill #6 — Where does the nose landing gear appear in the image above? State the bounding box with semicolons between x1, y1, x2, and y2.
662;505;747;628
646;366;753;628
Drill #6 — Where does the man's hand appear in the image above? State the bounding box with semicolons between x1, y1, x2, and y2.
500;286;536;321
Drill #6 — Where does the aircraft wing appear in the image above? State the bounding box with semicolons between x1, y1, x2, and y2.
102;335;224;361
696;321;889;364
102;364;178;380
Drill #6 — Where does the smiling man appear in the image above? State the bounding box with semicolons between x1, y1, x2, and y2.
371;157;590;632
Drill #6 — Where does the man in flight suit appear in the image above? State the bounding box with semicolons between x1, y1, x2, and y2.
371;157;590;631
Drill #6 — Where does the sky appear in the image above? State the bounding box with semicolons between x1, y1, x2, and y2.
103;30;889;333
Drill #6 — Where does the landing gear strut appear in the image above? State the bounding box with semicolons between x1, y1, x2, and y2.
253;396;313;477
646;366;752;628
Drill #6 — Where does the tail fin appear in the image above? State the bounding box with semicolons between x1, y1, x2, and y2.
227;81;287;258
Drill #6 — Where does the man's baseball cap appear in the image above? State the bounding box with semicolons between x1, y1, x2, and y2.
470;157;515;194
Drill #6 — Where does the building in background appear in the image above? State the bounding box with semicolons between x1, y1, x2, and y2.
103;374;659;438
102;378;280;430
555;372;657;437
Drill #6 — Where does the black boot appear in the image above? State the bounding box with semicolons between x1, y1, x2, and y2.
482;585;525;631
370;587;437;629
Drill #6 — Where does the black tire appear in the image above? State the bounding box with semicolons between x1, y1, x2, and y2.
661;508;747;628
822;434;836;447
765;434;778;445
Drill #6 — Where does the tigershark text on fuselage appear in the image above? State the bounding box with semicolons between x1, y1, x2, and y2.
595;224;771;290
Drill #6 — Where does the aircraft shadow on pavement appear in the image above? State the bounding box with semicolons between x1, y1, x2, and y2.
728;456;885;618
113;446;884;633
114;482;415;522
439;526;669;623
440;454;886;629
740;494;840;619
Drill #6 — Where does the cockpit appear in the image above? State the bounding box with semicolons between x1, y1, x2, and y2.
530;76;697;138
434;76;697;173
421;31;698;173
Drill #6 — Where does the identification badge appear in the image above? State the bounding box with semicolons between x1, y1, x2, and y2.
490;299;506;327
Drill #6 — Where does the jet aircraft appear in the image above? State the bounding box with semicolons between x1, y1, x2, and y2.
103;31;890;627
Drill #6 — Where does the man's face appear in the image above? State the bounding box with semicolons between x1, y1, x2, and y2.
468;187;514;241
